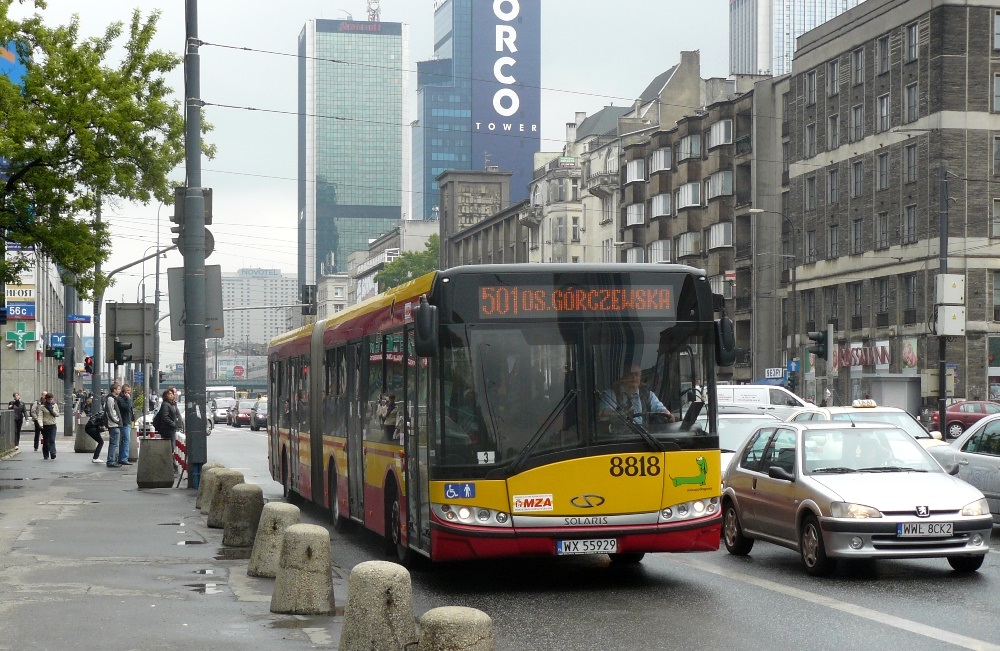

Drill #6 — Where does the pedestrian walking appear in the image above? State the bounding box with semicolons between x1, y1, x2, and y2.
84;409;106;463
30;395;44;451
7;392;27;450
116;384;134;466
104;385;124;468
39;392;59;460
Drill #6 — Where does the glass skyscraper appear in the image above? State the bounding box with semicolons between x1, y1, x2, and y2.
412;0;540;221
298;19;409;284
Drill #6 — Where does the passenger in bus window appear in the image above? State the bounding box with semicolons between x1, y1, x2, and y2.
280;398;291;428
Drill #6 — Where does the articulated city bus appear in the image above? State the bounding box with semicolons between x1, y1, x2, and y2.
267;264;735;563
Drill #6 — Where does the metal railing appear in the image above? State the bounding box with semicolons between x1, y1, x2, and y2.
735;134;752;155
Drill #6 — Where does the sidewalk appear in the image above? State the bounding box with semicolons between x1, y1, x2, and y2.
0;443;347;650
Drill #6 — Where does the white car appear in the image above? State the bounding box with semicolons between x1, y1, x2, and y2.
927;413;1000;525
786;400;945;449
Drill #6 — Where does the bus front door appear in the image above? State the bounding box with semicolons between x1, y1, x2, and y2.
404;330;431;553
347;343;365;521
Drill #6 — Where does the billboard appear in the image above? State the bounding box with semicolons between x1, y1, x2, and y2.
0;41;26;87
470;0;541;200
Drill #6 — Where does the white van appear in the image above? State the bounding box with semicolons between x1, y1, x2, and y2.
714;385;807;418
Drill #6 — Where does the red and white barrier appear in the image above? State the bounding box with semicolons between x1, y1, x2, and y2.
174;432;188;473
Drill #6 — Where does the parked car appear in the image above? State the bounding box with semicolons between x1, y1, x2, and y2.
250;399;268;431
786;400;945;449
930;400;1000;439
212;398;236;424
232;399;257;428
715;384;807;420
722;421;992;576
927;413;1000;525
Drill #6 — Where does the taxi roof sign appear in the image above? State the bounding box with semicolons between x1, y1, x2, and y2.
851;399;878;408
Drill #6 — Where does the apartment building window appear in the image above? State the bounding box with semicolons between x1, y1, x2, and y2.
806;123;817;157
707;120;733;148
852;218;864;254
571;216;580;242
707;222;733;250
806;229;817;263
876;35;890;74
676;182;701;210
600;197;614;224
605;146;619;174
553;217;565;243
677;134;701;161
993;199;1000;237
876;212;890;249
650;147;671;173
626;203;645;226
805;290;816;324
675;232;701;257
625;158;645;184
852;48;865;85
710;275;734;300
903;204;918;243
805;175;816;210
905;144;918;183
996;13;1000;50
904;83;918;123
602;238;615;263
905;22;919;62
994;272;1000;318
877;94;890;133
826;287;839;323
904;275;917;310
876;278;889;315
828;115;840;150
995;137;1000;175
782;142;790;172
828;224;839;258
706;170;733;200
649;239;671;263
806;70;817;105
651;193;671;218
625;247;644;264
852;283;863;317
994;74;1000;112
851;160;864;197
828;168;839;204
877;153;890;190
851;105;864;141
828;59;839;96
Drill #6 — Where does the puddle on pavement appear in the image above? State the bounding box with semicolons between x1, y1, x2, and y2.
158;522;182;526
214;547;251;560
177;540;207;545
0;485;24;490
0;477;41;480
269;608;343;626
185;583;223;595
194;569;216;575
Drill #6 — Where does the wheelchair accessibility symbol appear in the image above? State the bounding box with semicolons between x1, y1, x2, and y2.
444;483;475;499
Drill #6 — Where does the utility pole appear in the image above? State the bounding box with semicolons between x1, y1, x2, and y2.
938;162;948;437
91;196;103;399
184;0;208;489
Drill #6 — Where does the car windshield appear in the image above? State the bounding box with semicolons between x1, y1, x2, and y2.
697;416;777;452
239;400;256;409
215;399;236;409
803;427;941;473
830;411;931;439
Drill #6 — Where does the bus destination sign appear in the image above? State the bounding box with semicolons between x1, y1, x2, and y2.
479;285;674;319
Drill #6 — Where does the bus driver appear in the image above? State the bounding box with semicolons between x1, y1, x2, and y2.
598;364;674;425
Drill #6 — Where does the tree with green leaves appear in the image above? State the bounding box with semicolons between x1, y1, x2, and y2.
0;1;209;297
374;234;439;292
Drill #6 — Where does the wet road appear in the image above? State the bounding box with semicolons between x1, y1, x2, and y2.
209;423;1000;650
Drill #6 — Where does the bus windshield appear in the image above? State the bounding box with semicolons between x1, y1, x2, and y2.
439;320;715;468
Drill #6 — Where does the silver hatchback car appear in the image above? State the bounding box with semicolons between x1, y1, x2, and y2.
722;422;992;576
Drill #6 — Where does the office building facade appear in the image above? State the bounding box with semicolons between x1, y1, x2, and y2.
220;268;298;350
298;19;409;288
411;0;541;221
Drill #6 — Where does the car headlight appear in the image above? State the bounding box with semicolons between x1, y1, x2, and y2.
830;502;882;518
961;498;989;517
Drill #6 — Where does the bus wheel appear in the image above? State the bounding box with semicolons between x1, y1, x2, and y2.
329;463;347;531
385;483;411;565
609;552;645;565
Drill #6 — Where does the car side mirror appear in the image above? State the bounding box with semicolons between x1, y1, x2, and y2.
929;430;943;440
768;465;795;482
943;461;960;476
413;295;438;358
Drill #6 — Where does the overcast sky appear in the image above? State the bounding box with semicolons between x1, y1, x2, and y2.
11;0;729;363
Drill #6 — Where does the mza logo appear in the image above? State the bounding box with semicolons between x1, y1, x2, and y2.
512;494;553;513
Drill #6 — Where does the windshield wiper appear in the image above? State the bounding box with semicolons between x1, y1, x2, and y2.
594;391;664;452
811;467;857;474
857;466;925;472
508;389;579;475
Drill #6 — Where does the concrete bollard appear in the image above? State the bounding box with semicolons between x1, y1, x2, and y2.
270;524;334;615
223;483;265;548
417;607;494;651
196;462;226;510
135;438;175;488
339;561;417;651
198;466;226;515
207;470;245;529
248;502;300;578
73;422;98;453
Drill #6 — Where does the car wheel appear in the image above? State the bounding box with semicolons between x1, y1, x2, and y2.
948;555;985;573
947;422;964;439
608;552;645;564
800;513;836;576
723;501;754;556
233;420;240;428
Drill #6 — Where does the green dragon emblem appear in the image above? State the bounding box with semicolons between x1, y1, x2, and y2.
671;456;708;487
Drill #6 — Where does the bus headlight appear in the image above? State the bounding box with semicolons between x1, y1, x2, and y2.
431;503;513;528
659;497;720;523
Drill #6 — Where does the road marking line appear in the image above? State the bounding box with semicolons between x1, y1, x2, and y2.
672;555;1000;651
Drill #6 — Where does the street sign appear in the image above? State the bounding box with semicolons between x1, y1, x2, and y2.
167;265;224;341
232;365;245;378
67;314;91;323
787;359;800;373
49;332;65;349
764;367;785;379
6;302;34;320
133;371;144;383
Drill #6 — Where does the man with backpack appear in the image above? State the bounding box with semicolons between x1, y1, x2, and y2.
84;408;106;463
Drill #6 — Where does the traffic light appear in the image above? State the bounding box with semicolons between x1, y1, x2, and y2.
301;284;317;316
57;364;65;380
786;369;797;393
806;329;828;360
159;371;165;384
113;339;133;365
84;356;93;374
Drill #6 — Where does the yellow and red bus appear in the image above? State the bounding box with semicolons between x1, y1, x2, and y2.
267;263;735;563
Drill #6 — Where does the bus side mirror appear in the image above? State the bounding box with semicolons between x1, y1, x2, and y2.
715;317;736;367
414;296;438;358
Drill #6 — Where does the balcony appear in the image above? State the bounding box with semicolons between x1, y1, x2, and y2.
735;134;752;156
735;296;752;313
735;191;752;208
735;242;752;261
587;171;618;198
519;205;543;227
